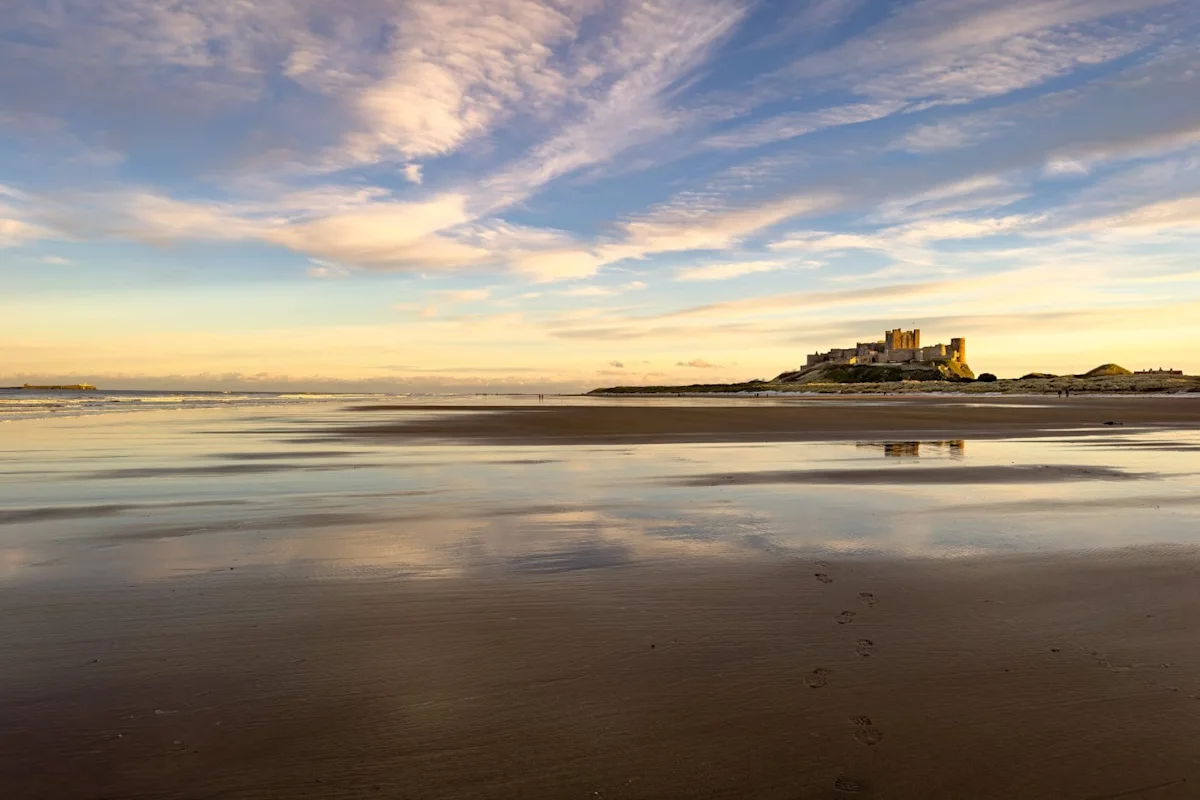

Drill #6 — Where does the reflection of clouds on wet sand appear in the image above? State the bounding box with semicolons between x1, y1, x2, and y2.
2;405;1200;586
98;505;785;584
0;547;32;582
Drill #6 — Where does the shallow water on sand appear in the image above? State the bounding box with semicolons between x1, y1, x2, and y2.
2;400;1198;586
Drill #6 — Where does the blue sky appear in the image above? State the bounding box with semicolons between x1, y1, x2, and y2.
3;0;1200;391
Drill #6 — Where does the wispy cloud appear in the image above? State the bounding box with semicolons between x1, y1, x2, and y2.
675;260;788;281
394;286;495;319
872;175;1024;223
402;164;424;185
433;288;493;304
746;0;867;51
1060;195;1200;235
542;279;973;342
892;111;1013;154
336;1;585;167
306;260;350;279
704;101;905;150
770;212;1046;270
1;186;49;247
559;281;647;297
269;196;484;271
477;0;749;209
707;0;1174;155
618;193;837;255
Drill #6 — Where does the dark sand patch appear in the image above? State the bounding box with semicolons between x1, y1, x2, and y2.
3;548;1199;799
99;511;391;542
334;397;1200;445
84;462;390;480
214;450;367;460
663;464;1147;487
334;488;448;500
925;494;1200;514
1072;440;1200;453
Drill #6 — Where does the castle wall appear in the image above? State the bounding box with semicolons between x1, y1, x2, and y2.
881;348;916;363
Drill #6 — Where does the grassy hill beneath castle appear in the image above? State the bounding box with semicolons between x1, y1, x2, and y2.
773;360;976;384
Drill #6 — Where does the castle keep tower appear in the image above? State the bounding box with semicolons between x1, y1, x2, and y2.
884;328;920;350
950;338;966;363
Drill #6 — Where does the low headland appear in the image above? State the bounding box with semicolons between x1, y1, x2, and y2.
591;368;1200;396
591;328;1198;395
6;383;98;391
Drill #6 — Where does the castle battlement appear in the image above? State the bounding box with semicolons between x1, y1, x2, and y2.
805;329;966;369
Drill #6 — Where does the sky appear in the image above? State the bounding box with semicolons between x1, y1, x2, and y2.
3;0;1200;392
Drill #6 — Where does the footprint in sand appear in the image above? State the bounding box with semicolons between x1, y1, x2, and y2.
855;638;877;658
815;573;833;584
833;776;867;794
805;668;831;689
836;610;857;625
850;715;884;746
858;592;877;607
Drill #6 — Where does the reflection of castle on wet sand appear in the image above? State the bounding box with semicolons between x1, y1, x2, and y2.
858;440;966;457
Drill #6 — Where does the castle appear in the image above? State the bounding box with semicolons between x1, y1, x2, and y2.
805;329;966;369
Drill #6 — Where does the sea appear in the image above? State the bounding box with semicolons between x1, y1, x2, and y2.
0;388;503;423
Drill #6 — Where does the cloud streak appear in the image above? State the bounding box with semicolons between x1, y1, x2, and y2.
675;260;789;281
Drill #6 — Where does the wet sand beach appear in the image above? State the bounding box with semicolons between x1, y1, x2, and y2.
341;395;1200;444
5;550;1200;800
2;398;1200;799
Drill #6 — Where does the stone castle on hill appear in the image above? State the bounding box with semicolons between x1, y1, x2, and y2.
805;328;966;369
